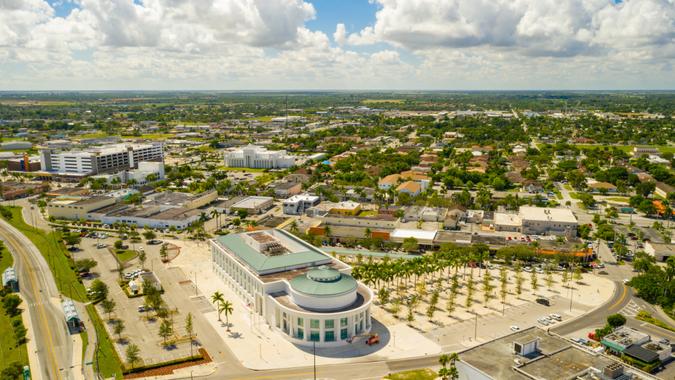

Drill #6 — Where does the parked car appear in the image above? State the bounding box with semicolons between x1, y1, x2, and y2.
510;325;520;332
148;239;162;245
549;313;562;321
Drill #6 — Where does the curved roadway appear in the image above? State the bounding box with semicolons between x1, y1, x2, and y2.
0;216;73;380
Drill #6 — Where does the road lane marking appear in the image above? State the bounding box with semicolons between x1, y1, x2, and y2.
608;284;628;311
2;226;63;380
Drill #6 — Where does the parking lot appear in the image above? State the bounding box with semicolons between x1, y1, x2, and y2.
76;232;203;367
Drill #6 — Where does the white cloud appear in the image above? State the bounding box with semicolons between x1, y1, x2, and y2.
333;23;346;46
0;0;672;90
350;0;674;59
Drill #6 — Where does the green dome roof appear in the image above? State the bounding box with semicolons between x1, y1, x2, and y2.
290;266;357;297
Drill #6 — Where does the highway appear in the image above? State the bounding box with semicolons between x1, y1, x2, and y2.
0;216;73;380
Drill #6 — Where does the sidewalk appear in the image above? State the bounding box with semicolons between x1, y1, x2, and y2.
21;295;44;380
168;238;442;370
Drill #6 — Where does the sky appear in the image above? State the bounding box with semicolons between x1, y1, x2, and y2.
0;0;673;90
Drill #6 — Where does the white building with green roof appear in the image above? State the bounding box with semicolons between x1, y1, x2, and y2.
210;229;373;347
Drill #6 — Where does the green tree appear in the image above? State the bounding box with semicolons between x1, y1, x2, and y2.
159;318;173;345
113;319;125;342
482;271;494;305
607;313;626;328
160;243;169;262
101;298;116;321
125;344;140;369
220;300;234;331
530;270;538;291
185;312;194;357
1;362;23;379
91;279;109;301
2;294;22;317
74;258;97;273
143;230;156;240
138;249;147;269
211;291;225;321
402;237;419;252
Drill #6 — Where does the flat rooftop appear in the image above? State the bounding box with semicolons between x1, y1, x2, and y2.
213;229;333;275
95;204;199;221
519;207;577;224
231;196;273;210
516;346;616;379
495;212;522;226
460;328;569;380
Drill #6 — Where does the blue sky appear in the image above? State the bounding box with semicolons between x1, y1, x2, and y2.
306;0;378;36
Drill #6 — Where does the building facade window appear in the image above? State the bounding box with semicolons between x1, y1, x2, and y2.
296;328;304;340
340;328;348;340
325;319;334;329
310;331;320;342
325;331;335;342
310;319;320;329
340;317;348;327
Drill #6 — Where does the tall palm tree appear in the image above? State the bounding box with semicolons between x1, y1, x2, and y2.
220;300;234;331
211;291;225;321
210;209;220;230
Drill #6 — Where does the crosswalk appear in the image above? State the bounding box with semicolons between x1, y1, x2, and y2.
619;300;642;317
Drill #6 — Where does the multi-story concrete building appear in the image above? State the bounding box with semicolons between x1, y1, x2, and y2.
210;229;373;347
39;143;163;177
519;207;577;236
494;207;578;237
223;145;295;169
283;194;320;215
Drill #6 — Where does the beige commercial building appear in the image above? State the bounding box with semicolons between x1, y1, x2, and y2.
47;196;116;220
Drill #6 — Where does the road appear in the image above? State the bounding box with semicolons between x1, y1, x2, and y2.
0;216;74;380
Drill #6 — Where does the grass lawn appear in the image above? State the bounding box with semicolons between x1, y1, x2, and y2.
636;311;675;333
0;306;29;374
605;197;630;203
3;206;87;302
575;144;674;154
115;250;138;263
569;192;580;199
385;368;437;380
0;240;13;271
0;243;28;374
219;166;267;173
86;304;124;379
563;184;573;191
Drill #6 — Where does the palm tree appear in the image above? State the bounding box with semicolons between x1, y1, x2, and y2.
220;300;234;331
210;209;220;230
211;291;225;321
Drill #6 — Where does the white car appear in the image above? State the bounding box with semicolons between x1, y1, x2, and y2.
510;325;520;332
549;313;562;321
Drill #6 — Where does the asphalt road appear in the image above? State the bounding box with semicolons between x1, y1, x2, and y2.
0;216;73;380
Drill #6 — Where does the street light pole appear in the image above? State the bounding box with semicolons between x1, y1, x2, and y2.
474;311;478;340
313;340;317;380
